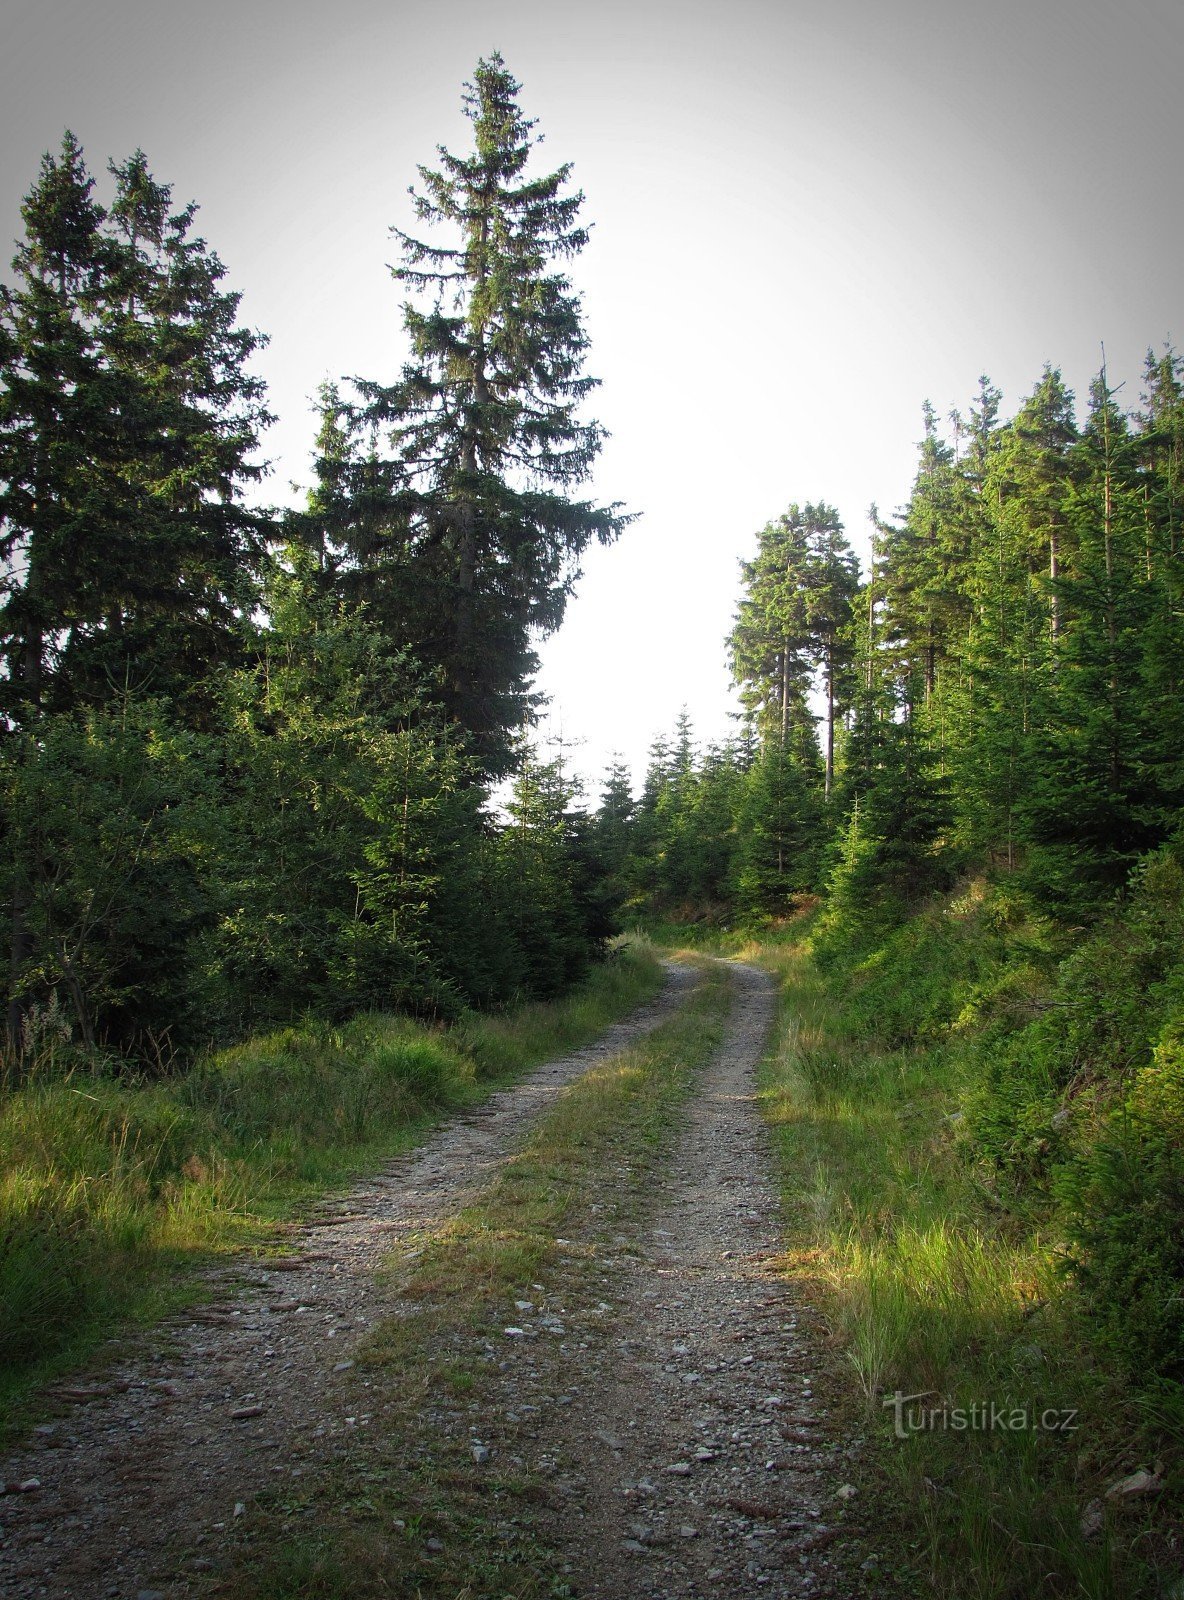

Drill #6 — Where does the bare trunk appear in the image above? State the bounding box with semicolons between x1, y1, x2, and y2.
8;629;43;1051
780;646;789;749
59;949;94;1049
7;875;31;1052
1101;394;1119;792
824;647;835;802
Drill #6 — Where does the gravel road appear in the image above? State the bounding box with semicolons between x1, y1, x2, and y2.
0;958;872;1599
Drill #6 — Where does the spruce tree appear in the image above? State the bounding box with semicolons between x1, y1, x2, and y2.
0;136;271;729
0;133;111;725
343;53;627;771
728;509;817;757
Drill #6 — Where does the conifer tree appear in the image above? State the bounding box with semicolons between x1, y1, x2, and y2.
0;133;110;725
0;137;271;728
802;503;859;798
343;53;627;771
729;509;817;756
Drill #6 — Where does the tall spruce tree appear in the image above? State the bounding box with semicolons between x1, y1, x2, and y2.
337;52;627;772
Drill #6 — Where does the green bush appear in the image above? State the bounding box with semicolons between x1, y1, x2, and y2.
1057;1025;1184;1380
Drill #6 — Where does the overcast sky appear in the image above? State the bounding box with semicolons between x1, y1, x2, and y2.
3;0;1182;795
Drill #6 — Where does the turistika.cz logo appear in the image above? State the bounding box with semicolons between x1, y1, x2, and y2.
883;1390;1080;1440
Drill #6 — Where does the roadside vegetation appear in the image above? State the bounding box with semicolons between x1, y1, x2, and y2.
0;940;664;1433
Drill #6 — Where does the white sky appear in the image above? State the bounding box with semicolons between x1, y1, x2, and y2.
3;0;1182;799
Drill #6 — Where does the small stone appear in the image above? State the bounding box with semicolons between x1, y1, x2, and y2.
1105;1469;1162;1500
333;1360;355;1372
425;1537;444;1553
191;1558;214;1572
503;1326;525;1337
836;1483;857;1501
230;1404;264;1420
680;1524;699;1538
234;1501;246;1518
471;1445;492;1465
664;1461;692;1476
694;1447;717;1462
515;1300;534;1311
1080;1499;1104;1539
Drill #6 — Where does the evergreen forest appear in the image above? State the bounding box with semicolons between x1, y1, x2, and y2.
2;50;1182;1600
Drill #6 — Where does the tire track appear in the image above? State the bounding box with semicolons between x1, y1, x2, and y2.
512;960;868;1598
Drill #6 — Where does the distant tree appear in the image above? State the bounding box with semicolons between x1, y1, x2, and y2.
802;503;859;798
729;509;816;757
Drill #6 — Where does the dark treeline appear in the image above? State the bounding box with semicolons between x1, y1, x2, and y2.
0;56;624;1061
593;366;1184;1383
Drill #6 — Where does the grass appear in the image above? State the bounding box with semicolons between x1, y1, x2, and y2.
741;929;1182;1600
0;939;665;1437
210;957;732;1599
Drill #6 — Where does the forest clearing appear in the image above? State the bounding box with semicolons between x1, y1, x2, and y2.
2;28;1183;1600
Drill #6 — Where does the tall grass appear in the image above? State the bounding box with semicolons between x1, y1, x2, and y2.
747;930;1180;1600
0;941;664;1429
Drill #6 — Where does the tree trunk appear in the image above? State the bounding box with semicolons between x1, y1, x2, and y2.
824;644;835;802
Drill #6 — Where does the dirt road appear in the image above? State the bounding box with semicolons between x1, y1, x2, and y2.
0;960;870;1599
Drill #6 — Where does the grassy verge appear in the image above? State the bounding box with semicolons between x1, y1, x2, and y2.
211;959;731;1599
0;940;664;1435
745;929;1181;1600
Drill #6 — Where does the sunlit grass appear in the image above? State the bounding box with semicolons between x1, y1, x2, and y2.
750;932;1175;1600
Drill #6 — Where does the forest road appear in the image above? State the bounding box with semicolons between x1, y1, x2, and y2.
517;959;862;1600
0;958;867;1599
